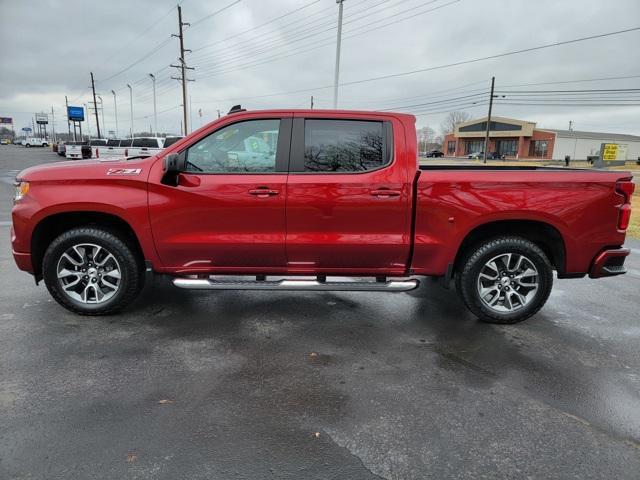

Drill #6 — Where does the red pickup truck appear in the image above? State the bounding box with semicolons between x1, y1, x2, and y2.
11;108;634;323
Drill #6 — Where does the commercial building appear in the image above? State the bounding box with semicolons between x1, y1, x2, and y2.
442;116;640;160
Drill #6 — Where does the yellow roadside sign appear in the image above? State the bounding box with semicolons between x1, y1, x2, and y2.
602;143;618;160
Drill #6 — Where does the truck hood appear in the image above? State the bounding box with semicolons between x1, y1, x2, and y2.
16;156;158;182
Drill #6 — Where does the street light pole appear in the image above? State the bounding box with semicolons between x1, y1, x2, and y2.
127;84;133;138
111;90;119;138
332;0;345;109
98;96;106;137
149;73;157;136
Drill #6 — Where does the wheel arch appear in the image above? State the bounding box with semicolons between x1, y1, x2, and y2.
31;211;145;282
453;220;566;276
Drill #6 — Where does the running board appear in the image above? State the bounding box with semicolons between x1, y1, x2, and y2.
172;277;419;292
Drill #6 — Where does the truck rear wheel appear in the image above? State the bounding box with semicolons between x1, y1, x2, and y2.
42;227;143;315
456;236;553;324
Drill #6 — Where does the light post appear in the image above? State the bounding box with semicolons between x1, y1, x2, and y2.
332;0;345;108
98;96;106;137
111;90;119;138
149;73;157;136
127;84;133;138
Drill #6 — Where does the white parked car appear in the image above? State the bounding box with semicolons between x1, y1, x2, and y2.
127;137;164;157
22;137;49;147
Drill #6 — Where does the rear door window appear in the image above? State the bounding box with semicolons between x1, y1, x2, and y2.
302;119;389;172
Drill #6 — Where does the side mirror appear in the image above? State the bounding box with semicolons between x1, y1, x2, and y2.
163;153;186;174
161;152;186;186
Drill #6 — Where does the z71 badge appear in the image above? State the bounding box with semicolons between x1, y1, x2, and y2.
107;168;142;176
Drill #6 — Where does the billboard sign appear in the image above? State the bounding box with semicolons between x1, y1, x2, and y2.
601;143;629;161
35;113;49;125
0;117;12;124
67;106;84;122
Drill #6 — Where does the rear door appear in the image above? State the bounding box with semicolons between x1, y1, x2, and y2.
285;114;412;273
148;114;292;270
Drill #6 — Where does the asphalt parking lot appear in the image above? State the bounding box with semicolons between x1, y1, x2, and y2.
1;145;639;479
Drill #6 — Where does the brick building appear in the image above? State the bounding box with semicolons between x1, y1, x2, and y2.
442;116;556;159
442;116;640;160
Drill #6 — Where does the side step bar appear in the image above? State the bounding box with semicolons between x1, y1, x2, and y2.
172;277;419;292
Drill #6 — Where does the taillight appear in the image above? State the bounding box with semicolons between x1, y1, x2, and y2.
616;180;635;231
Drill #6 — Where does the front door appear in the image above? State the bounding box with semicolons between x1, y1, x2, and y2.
148;115;291;271
284;115;412;274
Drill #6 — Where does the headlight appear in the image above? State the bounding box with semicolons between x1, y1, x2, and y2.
14;181;29;203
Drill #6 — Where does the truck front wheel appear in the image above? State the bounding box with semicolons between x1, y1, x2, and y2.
456;236;553;324
42;227;143;315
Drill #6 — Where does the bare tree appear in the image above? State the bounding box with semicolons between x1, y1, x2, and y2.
440;111;471;136
416;126;436;152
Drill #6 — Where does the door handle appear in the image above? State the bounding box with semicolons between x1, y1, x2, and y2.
371;189;401;197
249;188;279;197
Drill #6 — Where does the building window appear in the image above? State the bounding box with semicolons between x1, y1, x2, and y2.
459;121;523;133
447;140;456;154
465;140;484;154
497;139;518;156
529;140;548;158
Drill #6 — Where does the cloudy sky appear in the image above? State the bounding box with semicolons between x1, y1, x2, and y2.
1;0;640;137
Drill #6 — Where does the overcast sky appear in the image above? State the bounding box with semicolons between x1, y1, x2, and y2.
1;0;640;137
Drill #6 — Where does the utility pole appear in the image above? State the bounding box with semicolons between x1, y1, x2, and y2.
149;74;157;135
65;95;71;137
127;84;133;137
569;120;573;131
310;95;314;109
482;76;495;164
332;0;345;109
111;90;119;138
171;6;194;135
90;72;101;138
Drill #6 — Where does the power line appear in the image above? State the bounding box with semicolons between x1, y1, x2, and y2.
194;27;640;105
194;0;457;78
189;0;242;28
335;26;640;88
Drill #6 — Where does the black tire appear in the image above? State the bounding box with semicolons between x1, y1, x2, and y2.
25;144;31;148
456;236;553;324
42;227;143;315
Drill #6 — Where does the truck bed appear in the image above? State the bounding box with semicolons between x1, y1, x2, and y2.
412;166;632;277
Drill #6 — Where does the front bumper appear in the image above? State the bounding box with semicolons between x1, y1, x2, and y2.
589;248;630;278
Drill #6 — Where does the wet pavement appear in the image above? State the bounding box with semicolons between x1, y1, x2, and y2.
1;146;639;479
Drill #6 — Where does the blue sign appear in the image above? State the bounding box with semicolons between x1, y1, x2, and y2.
67;106;84;122
0;117;12;124
22;127;32;132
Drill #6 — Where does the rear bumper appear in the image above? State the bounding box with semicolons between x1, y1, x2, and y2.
589;248;630;278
